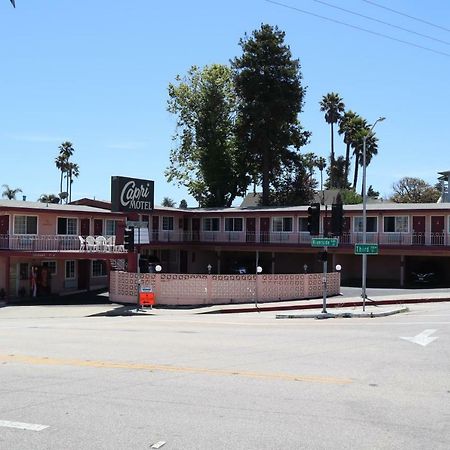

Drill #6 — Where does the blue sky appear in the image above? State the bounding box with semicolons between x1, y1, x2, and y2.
1;0;449;206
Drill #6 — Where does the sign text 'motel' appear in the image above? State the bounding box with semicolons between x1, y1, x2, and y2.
111;176;154;213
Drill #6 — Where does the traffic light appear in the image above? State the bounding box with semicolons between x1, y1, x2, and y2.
307;203;320;235
318;251;328;262
331;203;344;236
124;226;135;252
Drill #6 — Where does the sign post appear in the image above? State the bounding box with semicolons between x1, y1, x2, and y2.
311;239;340;314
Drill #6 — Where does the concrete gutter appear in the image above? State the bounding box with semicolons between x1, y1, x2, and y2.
276;307;409;320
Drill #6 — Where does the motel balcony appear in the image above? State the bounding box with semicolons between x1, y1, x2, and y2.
149;230;450;247
0;235;127;253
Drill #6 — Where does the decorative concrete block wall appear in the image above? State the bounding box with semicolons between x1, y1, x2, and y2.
109;271;341;306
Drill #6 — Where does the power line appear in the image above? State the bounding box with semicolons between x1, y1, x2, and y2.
362;0;450;34
264;0;450;58
311;0;450;46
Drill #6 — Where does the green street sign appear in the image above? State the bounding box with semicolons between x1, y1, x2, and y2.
311;237;339;248
355;243;379;255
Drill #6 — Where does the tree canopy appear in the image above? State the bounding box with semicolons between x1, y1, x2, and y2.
390;177;440;203
167;64;247;207
232;24;310;205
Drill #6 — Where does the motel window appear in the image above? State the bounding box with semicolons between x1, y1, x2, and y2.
14;216;37;235
203;218;220;232
92;260;107;277
57;218;77;235
105;220;118;236
353;217;378;233
162;217;174;231
384;216;409;233
272;217;293;232
298;217;309;232
65;261;76;279
42;261;57;276
224;218;243;232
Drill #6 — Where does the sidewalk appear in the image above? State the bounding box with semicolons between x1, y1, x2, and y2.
111;291;450;318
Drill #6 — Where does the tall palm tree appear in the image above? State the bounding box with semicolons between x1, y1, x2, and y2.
67;162;79;203
55;141;76;203
319;92;345;169
315;156;326;205
2;184;22;200
351;123;379;192
338;110;360;185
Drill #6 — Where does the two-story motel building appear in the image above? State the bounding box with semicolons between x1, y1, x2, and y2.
1;194;450;299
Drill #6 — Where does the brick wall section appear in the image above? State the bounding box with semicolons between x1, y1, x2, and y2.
109;271;341;306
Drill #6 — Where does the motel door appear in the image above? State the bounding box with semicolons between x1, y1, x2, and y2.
431;216;444;245
192;218;200;242
246;217;256;242
260;218;270;243
412;216;425;245
93;219;103;236
78;260;90;290
152;216;159;241
0;215;9;249
80;218;90;237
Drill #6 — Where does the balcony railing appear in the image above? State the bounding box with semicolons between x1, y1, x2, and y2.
146;230;450;247
0;235;126;252
2;231;449;252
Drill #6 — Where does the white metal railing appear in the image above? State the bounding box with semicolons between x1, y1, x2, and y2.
0;234;126;252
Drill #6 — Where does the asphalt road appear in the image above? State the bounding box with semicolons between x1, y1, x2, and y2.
1;302;450;449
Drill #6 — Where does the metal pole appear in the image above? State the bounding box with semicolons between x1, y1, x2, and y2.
361;117;385;312
362;135;367;311
322;247;328;314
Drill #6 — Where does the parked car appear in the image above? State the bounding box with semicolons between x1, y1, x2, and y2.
410;269;439;286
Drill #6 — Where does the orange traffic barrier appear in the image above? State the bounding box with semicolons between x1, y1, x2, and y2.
139;286;155;307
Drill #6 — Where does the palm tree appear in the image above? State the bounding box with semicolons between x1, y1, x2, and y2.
162;197;176;207
10;0;15;8
54;154;66;197
351;124;379;192
315;156;326;205
319;92;345;170
338;110;360;186
55;141;76;203
38;193;59;203
2;184;22;200
67;162;79;203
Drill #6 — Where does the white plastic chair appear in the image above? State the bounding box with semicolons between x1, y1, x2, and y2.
105;236;115;251
78;236;86;251
85;235;96;251
95;235;107;252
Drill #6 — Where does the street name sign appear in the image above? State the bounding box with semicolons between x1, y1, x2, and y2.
311;237;339;247
355;243;379;255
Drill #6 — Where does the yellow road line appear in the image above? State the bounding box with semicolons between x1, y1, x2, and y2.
0;354;352;385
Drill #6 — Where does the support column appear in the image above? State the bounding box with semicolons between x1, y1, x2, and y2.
271;252;275;274
400;255;405;287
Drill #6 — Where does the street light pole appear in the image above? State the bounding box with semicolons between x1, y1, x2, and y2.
362;116;385;311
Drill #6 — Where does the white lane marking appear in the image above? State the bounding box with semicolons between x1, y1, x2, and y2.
400;329;438;346
151;441;166;449
0;420;49;431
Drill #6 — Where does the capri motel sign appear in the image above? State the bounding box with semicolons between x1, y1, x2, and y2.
111;176;154;213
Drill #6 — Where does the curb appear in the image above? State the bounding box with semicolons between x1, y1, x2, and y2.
276;307;409;319
206;297;450;314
